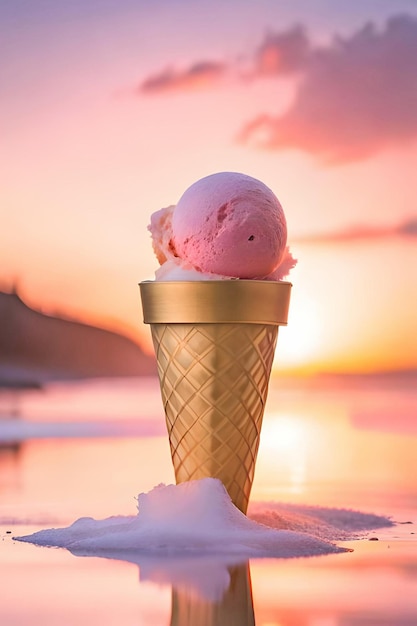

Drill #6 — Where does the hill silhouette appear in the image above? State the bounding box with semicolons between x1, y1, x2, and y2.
0;290;156;387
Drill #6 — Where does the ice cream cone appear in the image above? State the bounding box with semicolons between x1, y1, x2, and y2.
139;281;291;514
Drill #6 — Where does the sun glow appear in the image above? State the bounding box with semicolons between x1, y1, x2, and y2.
262;414;308;452
275;292;323;372
260;413;310;494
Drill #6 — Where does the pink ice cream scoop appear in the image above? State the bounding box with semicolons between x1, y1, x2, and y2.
149;172;296;281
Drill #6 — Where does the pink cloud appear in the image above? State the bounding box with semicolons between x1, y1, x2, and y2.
294;217;417;243
139;61;226;94
138;25;309;95
239;15;417;163
252;25;311;76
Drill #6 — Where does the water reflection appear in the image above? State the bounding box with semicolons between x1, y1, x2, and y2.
0;442;22;492
170;563;255;626
58;535;417;626
0;377;416;626
250;540;417;626
0;388;24;418
1;376;417;521
68;546;255;626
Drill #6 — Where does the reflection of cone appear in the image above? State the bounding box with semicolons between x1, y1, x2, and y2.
170;563;255;626
140;281;291;514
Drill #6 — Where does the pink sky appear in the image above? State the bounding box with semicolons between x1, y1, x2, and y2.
1;0;417;374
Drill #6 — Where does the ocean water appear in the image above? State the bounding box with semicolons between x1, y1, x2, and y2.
1;375;416;625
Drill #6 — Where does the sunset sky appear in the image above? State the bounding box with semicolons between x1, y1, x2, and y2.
2;0;417;375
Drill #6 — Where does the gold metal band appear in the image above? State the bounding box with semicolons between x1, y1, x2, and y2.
139;280;292;325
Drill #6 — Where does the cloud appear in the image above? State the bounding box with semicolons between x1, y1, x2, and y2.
239;15;417;163
138;25;309;95
251;25;311;76
399;218;417;236
139;61;226;94
294;217;417;244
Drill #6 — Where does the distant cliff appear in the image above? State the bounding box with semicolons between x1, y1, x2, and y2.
0;290;156;387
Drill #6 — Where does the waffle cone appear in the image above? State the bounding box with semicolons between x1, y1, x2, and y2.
140;281;291;514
